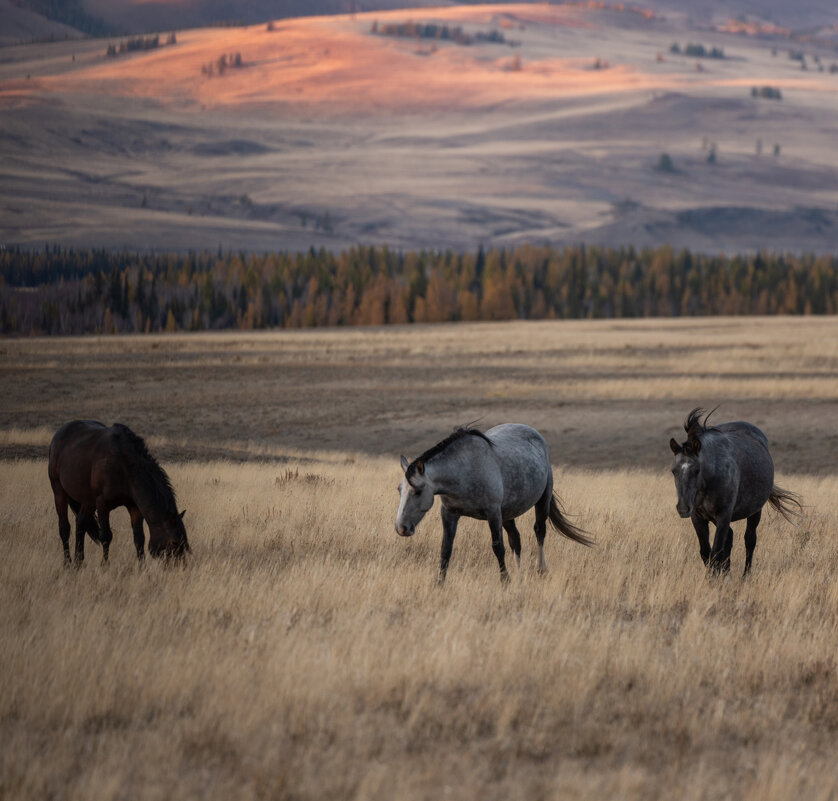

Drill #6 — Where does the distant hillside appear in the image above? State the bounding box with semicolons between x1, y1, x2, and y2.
0;0;86;45
80;0;459;35
643;0;837;31
8;0;834;38
85;0;838;36
4;0;110;38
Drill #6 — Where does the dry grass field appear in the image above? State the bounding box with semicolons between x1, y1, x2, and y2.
2;317;838;800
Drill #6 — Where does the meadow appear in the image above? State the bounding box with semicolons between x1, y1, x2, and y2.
1;317;838;800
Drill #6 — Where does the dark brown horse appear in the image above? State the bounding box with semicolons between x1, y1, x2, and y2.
48;420;189;565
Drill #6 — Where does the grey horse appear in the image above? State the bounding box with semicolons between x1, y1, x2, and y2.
669;408;801;575
395;424;592;582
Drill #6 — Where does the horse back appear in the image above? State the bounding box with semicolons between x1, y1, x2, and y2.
716;421;769;450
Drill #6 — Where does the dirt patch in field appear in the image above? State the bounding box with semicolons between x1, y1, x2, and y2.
2;317;837;474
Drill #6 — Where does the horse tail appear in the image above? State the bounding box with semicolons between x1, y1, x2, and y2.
768;485;803;522
548;492;594;547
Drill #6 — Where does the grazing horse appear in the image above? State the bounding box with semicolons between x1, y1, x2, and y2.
669;408;800;575
48;420;189;565
395;424;592;582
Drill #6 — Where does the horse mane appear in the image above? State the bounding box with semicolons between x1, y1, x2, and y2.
406;426;493;481
684;406;719;445
112;424;178;514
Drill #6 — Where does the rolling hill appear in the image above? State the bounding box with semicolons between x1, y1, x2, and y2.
1;3;837;253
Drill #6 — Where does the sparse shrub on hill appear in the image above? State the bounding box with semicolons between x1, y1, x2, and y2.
201;52;244;77
373;21;519;47
106;33;177;58
670;42;725;59
2;245;837;335
751;86;783;101
656;153;675;172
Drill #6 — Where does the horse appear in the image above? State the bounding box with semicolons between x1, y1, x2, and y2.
669;408;801;575
48;420;190;565
395;424;592;583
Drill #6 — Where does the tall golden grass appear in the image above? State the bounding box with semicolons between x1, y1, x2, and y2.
2;451;836;800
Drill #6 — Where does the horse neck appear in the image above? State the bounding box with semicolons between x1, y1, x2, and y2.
698;436;729;485
425;446;478;497
128;461;176;525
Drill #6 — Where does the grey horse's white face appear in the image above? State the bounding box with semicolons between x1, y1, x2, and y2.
395;455;435;537
670;438;702;518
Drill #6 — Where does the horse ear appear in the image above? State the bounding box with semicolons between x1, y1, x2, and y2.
670;438;681;454
180;509;186;519
416;460;425;476
400;455;409;472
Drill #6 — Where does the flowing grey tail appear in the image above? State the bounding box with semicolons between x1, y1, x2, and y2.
548;492;594;547
768;485;803;522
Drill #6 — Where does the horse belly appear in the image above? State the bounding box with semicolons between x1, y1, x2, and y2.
732;477;773;520
500;462;549;520
484;424;552;519
501;496;541;521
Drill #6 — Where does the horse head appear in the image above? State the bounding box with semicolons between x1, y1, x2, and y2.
148;509;190;561
669;437;703;518
395;455;435;537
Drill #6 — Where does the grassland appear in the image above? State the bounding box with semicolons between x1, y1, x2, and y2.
2;316;837;471
1;317;838;800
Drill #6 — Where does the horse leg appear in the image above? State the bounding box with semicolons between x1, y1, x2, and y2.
690;515;710;565
534;483;551;574
73;505;94;566
96;501;114;564
129;506;146;562
722;525;735;570
709;516;733;574
438;507;459;584
53;490;71;566
488;514;508;584
743;509;761;576
502;519;522;567
83;510;106;564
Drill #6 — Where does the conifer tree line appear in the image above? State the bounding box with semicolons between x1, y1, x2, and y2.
1;244;836;335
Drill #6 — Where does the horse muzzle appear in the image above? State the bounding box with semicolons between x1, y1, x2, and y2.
677;504;693;519
395;523;414;537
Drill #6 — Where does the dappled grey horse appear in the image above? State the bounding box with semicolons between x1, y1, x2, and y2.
395;424;592;582
669;408;801;575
